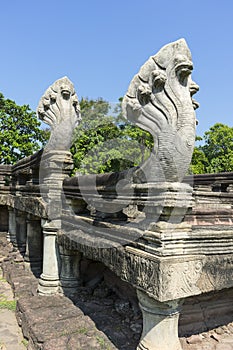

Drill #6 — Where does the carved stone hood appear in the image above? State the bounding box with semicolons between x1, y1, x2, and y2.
122;39;199;183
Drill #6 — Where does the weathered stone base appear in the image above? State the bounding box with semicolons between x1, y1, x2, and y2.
180;288;233;336
137;290;182;350
1;232;233;350
38;274;60;295
17;295;116;350
0;233;116;350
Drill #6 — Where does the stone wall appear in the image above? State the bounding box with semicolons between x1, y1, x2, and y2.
1;158;233;348
0;39;233;350
188;172;233;226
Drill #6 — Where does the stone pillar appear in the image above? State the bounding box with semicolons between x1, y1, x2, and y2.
38;221;61;295
7;208;16;243
137;290;182;350
59;246;81;295
15;210;27;254
37;77;81;295
24;215;43;276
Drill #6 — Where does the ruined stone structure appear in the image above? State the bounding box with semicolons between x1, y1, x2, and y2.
0;39;233;350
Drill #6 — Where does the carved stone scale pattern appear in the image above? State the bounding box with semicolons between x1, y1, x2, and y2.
122;39;199;183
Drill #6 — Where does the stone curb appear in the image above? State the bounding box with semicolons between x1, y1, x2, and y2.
0;234;116;350
1;233;233;350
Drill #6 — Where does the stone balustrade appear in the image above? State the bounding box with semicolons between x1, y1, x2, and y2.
1;160;233;349
0;39;233;350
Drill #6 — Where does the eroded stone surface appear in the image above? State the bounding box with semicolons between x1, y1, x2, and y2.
37;76;81;151
122;39;199;183
0;41;232;350
0;267;25;350
1;232;233;349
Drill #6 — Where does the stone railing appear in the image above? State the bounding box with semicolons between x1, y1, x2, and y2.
0;151;45;274
191;172;233;225
0;39;233;350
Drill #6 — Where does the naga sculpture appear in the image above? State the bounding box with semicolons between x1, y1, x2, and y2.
122;38;199;183
37;76;81;150
36;77;81;294
32;41;201;349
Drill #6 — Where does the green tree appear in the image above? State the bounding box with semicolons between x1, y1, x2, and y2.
189;146;208;174
190;123;233;174
71;98;120;174
70;98;154;174
115;98;153;165
0;93;47;164
202;123;233;173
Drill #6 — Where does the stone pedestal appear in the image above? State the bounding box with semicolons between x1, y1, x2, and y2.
7;207;16;243
24;215;43;276
38;149;75;295
15;211;27;254
38;222;60;295
59;246;81;295
137;290;182;350
36;78;80;296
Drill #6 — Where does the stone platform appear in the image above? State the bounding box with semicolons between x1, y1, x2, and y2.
0;232;116;350
1;232;233;350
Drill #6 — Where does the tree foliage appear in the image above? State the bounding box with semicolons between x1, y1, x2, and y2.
202;123;233;173
72;103;233;175
4;91;231;176
190;123;233;174
70;98;153;174
189;146;208;174
0;93;47;164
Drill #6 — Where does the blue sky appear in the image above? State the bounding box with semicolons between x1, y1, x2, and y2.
1;0;233;137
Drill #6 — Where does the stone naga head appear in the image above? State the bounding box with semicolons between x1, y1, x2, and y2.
37;76;81;151
122;39;199;182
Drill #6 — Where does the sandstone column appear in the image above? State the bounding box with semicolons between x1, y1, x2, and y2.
137;290;183;350
7;207;16;244
59;246;81;295
15;210;27;254
37;77;81;295
38;221;61;294
24;214;43;276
